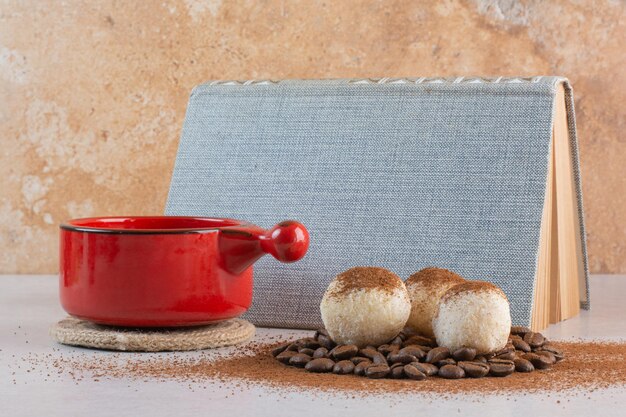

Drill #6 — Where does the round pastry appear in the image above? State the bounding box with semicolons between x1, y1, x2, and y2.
320;267;411;347
432;281;511;354
404;267;466;337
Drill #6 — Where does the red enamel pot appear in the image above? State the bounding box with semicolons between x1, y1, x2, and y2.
59;216;309;327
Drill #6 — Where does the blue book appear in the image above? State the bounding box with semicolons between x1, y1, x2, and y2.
166;77;589;330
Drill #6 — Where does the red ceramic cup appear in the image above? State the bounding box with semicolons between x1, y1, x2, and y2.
59;216;309;327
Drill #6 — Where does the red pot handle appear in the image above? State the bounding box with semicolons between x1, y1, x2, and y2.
218;220;309;275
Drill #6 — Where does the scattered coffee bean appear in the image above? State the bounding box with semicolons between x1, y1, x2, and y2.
377;344;398;356
315;328;329;339
399;345;426;360
512;338;531;352
289;353;312;368
297;337;321;350
365;364;390;379
305;358;335;373
495;351;516;361
350;356;369;365
488;359;515;377
299;348;315;356
276;328;563;381
404;335;436;347
332;360;355;375
371;352;388;365
410;362;439;376
426;347;450;363
511;326;531;336
390;336;403;345
332;344;359;360
514;358;535;373
354;360;372;376
436;358;457;367
390;364;405;379
523;353;552;370
524;332;545;348
538;346;564;361
452;347;477;361
439;364;465;379
317;334;336;350
388;352;418;364
403;364;427;380
458;361;490;378
276;350;298;364
359;347;379;360
313;347;328;359
534;350;557;365
271;343;290;357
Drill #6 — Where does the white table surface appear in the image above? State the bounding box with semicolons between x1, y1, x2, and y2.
1;274;625;417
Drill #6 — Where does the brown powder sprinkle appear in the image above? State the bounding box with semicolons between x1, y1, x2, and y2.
405;267;465;289
441;281;508;302
329;267;404;297
27;340;626;397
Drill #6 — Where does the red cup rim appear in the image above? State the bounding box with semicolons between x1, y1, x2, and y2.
60;216;248;235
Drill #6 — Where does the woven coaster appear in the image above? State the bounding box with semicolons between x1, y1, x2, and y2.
50;317;255;352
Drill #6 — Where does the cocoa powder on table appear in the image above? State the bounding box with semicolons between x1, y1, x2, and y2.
35;339;626;395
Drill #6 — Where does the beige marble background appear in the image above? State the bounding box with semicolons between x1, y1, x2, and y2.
0;0;624;274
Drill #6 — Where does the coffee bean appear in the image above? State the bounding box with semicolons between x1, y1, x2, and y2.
514;358;535;372
495;351;516;361
488;359;515;377
535;350;557;365
458;361;490;378
403;335;436;347
313;347;329;359
388;352;418;364
511;326;531;336
496;345;515;355
271;343;290;357
305;358;335;373
399;345;426;360
377;344;398;356
523;332;545;348
299;348;315;356
332;360;355;375
371;352;389;365
286;343;299;352
436;358;457;367
452;347;476;361
523;353;552;370
403;364;427;380
315;328;329;339
425;347;450;363
289;353;312;368
410;362;439;376
537;346;564;361
474;355;488;364
354;360;372;376
365;364;390;379
332;344;359;360
359;347;380;359
276;350;298;364
297;337;321;350
390;364;405;379
350;356;369;365
438;364;465;379
390;336;404;346
512;338;531;352
317;334;336;350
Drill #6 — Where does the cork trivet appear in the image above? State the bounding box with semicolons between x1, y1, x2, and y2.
50;317;255;352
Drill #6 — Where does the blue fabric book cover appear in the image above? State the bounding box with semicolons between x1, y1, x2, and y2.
166;76;589;330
